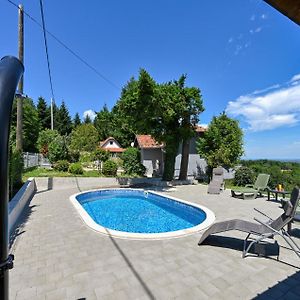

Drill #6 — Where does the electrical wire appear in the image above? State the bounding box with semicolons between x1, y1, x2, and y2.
6;0;120;90
39;0;55;100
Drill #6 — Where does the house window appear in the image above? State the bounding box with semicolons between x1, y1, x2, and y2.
110;141;113;145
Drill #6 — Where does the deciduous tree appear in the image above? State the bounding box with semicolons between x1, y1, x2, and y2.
197;112;243;178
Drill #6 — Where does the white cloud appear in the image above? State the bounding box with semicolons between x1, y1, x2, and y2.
291;74;300;83
83;109;96;121
261;14;267;20
226;82;300;131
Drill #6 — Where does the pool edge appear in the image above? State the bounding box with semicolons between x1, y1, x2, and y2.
69;188;215;240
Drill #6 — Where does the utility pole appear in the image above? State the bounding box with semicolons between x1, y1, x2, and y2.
16;4;24;151
50;98;54;130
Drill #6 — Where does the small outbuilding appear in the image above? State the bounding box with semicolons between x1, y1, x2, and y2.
99;137;125;157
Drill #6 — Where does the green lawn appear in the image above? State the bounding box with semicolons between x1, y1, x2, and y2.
23;167;101;181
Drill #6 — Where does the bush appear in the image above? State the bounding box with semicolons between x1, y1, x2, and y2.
37;129;60;157
48;135;69;163
53;160;69;172
121;147;145;176
234;166;254;186
102;159;118;176
68;163;84;175
92;148;109;163
9;149;24;199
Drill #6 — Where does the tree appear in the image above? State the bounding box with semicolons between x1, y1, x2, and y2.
197;112;243;178
37;96;51;129
37;129;60;157
48;135;69;163
11;97;40;152
92;148;110;172
73;112;81;128
94;104;114;141
122;147;146;176
116;70;204;180
84;114;92;124
55;101;72;135
70;124;98;152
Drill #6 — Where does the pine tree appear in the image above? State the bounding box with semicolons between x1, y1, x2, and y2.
37;96;51;129
73;112;81;127
56;101;72;135
84;114;92;124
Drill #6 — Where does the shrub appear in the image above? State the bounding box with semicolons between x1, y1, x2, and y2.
121;147;145;176
92;148;109;163
68;163;84;175
234;166;254;186
9;149;24;199
48;135;69;163
79;152;93;163
53;160;69;172
37;129;60;157
102;159;118;176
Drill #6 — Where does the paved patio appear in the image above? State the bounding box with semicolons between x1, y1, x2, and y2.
9;182;300;299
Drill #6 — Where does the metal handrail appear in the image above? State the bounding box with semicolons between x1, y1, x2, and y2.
0;56;24;300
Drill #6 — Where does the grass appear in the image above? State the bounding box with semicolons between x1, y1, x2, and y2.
23;167;101;181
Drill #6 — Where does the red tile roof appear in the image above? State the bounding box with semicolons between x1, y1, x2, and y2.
135;135;164;149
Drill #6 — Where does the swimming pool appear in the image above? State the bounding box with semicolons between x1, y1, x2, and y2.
70;189;215;239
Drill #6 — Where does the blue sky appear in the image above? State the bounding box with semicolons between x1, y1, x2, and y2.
1;0;300;159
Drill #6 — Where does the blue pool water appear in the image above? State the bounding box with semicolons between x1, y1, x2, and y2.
76;189;206;233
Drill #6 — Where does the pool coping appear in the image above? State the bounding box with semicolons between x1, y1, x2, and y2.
69;188;215;240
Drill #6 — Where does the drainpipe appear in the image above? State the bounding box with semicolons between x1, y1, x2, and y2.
0;56;24;300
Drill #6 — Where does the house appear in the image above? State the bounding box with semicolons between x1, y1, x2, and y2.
134;125;207;178
133;135;164;177
99;137;125;157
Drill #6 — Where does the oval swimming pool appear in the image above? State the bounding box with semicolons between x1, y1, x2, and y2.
70;189;215;239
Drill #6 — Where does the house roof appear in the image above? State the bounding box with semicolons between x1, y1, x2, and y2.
135;135;164;149
99;137;125;152
264;0;300;26
99;137;116;147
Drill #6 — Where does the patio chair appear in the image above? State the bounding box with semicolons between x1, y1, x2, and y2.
231;173;270;200
207;167;224;194
198;187;300;259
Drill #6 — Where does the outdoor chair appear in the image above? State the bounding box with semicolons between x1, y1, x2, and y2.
198;187;300;259
207;167;224;194
231;173;270;200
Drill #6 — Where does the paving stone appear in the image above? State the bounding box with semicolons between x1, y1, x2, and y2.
9;184;300;299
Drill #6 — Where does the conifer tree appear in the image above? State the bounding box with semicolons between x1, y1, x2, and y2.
37;96;51;129
73;112;81;127
84;114;92;124
56;101;72;135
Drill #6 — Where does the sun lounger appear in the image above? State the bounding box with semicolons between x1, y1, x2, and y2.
207;167;224;194
199;187;300;259
231;173;270;200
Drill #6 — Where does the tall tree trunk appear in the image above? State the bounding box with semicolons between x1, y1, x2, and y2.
179;138;190;180
162;137;179;181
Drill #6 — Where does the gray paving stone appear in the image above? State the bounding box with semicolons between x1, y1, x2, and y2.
9;184;300;299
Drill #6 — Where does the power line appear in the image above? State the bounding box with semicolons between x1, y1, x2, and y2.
39;0;55;100
6;0;120;90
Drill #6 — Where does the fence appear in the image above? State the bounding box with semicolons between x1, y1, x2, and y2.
23;152;51;169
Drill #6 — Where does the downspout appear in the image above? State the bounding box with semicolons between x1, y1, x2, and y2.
0;56;24;300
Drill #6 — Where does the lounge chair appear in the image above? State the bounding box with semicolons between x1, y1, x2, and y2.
198;187;300;259
231;173;270;200
207;167;224;194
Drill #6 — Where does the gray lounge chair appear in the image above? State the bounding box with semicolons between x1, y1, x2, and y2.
208;167;224;194
199;187;300;259
231;173;270;200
